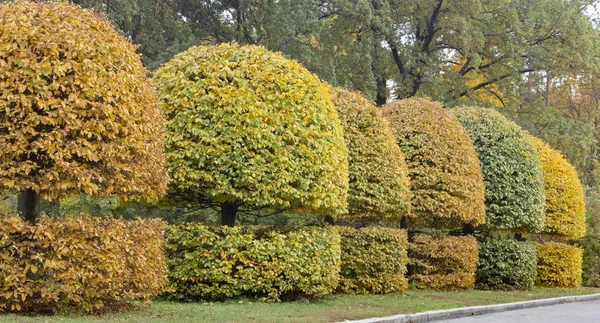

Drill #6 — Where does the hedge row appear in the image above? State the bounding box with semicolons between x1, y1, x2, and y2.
0;215;166;313
536;242;583;288
476;239;537;290
408;234;479;290
164;224;341;301
337;227;409;294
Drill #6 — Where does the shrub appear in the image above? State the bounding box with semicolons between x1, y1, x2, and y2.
0;1;167;203
529;136;586;239
0;215;167;313
337;226;409;294
476;239;537;290
381;98;485;228
581;193;600;286
328;87;411;223
154;43;348;225
164;224;340;301
408;234;479;290
453;107;545;233
536;242;582;288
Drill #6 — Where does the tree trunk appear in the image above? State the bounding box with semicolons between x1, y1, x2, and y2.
463;223;475;235
19;188;40;224
221;202;239;227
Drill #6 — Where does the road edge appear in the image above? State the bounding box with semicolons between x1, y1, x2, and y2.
339;293;600;323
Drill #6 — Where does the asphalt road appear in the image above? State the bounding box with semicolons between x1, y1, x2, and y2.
433;299;600;323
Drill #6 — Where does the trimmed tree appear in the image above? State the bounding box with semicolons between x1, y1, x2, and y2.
154;43;349;226
529;136;586;239
328;87;410;224
453;107;545;233
381;97;485;229
0;1;167;223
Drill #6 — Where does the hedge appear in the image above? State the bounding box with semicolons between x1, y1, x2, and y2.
0;215;167;313
328;87;411;223
536;242;583;288
154;43;348;217
381;98;485;228
530;136;586;239
337;226;409;294
476;239;537;290
409;234;479;290
453;107;545;233
164;224;340;301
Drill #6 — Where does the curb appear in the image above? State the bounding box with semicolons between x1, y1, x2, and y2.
338;293;600;323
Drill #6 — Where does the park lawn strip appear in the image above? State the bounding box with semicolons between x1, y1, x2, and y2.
2;288;600;323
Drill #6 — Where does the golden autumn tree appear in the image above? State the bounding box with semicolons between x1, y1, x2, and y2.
0;1;168;223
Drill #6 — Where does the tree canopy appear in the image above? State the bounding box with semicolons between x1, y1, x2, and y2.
154;43;349;226
381;97;485;229
0;1;167;222
328;86;410;224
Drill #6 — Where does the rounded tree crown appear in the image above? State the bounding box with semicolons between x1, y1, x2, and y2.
453;106;545;233
529;136;586;239
381;97;485;228
328;86;410;223
154;43;348;214
0;1;167;199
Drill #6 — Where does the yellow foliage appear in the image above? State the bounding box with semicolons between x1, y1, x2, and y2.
164;224;341;301
154;43;348;215
530;136;586;239
409;234;479;290
381;98;485;228
328;87;411;223
337;226;409;294
536;242;583;288
0;215;167;313
0;1;167;200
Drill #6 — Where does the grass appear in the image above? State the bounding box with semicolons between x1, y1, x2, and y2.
2;288;600;323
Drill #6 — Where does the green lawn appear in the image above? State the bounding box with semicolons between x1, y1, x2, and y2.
2;288;600;323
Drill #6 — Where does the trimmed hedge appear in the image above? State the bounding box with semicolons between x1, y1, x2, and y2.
381;98;485;228
530;136;586;239
476;239;537;290
453;107;545;233
0;215;167;313
337;226;409;294
328;87;411;223
408;234;479;290
164;224;340;301
154;43;348;216
536;242;583;288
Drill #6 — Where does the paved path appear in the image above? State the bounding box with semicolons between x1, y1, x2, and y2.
433;299;600;323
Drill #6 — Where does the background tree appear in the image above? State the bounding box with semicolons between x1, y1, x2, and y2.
0;1;167;223
328;86;410;224
154;43;349;226
381;97;485;229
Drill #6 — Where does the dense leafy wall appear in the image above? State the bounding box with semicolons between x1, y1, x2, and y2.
530;136;586;239
453;107;545;233
154;43;348;215
381;98;485;228
328;87;410;223
0;1;167;200
476;239;537;290
536;242;583;288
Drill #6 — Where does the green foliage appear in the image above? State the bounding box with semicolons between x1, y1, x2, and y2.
476;239;537;290
154;43;348;216
536;242;583;288
0;1;167;200
453;107;546;233
0;215;167;313
164;224;341;301
530;136;586;239
381;98;485;228
409;234;479;290
580;193;600;287
328;87;410;223
337;226;409;294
